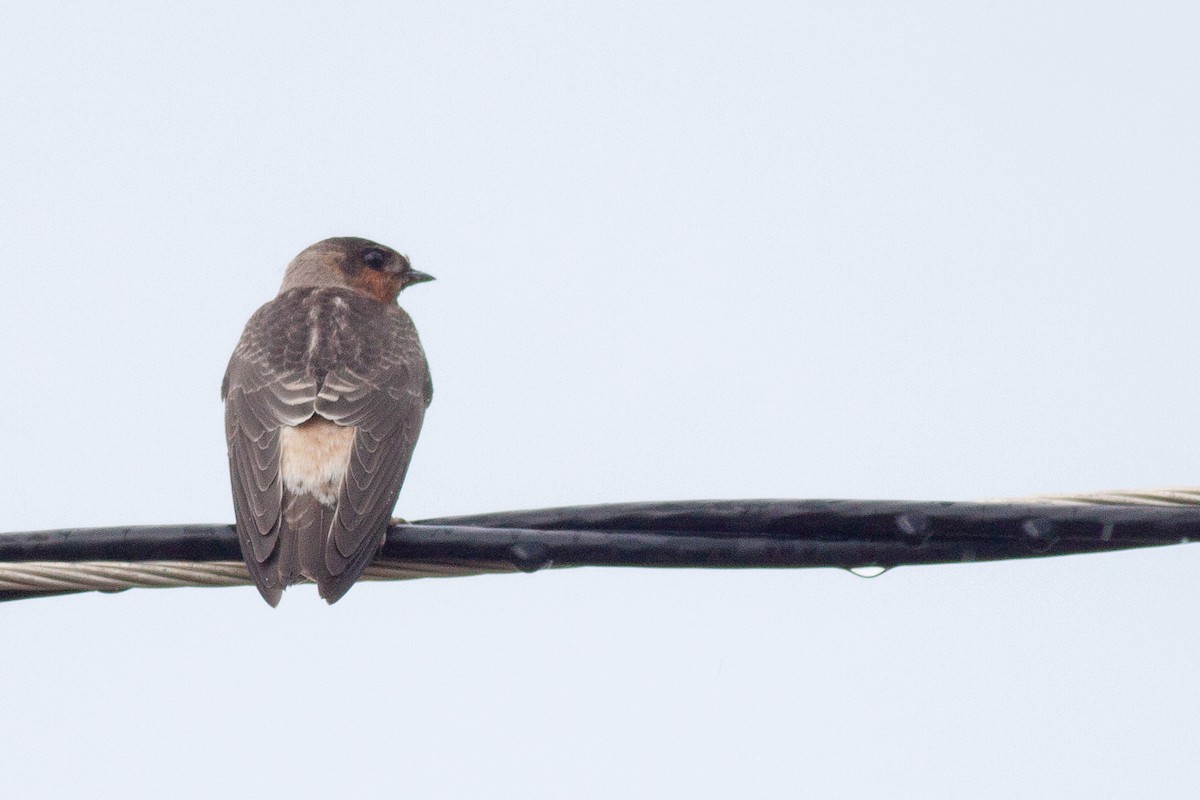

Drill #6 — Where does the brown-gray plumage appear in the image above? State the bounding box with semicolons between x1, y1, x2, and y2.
222;237;434;605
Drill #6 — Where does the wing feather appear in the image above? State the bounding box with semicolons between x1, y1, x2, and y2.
313;303;431;601
222;291;321;603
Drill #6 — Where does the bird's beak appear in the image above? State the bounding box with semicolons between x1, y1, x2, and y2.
405;270;436;286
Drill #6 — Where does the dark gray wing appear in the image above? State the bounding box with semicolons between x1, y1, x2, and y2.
221;291;320;605
313;302;431;603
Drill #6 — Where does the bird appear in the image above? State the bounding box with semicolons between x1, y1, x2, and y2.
221;237;434;606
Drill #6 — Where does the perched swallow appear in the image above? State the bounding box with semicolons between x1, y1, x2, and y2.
222;237;434;605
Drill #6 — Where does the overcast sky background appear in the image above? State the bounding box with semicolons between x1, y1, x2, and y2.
2;2;1199;797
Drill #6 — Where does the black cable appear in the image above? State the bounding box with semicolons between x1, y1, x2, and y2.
0;498;1193;603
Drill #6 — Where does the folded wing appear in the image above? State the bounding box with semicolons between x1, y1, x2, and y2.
313;303;431;602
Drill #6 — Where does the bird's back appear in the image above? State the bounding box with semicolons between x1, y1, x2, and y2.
223;287;432;604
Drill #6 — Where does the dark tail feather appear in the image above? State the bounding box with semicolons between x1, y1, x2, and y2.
281;491;334;593
282;490;380;604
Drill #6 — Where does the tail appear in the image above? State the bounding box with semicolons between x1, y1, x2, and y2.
280;491;380;604
279;490;334;593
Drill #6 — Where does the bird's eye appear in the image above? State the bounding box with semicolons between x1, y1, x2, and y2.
362;249;386;269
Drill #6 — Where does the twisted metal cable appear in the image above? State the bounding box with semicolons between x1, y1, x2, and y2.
0;560;515;593
2;488;1198;600
1019;487;1200;506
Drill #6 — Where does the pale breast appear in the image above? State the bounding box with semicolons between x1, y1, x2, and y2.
279;417;356;505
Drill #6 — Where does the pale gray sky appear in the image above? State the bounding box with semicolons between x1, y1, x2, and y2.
2;2;1199;797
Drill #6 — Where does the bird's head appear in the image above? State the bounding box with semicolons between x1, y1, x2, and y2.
280;237;435;303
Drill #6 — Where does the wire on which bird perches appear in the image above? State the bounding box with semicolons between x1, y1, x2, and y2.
1;489;1198;601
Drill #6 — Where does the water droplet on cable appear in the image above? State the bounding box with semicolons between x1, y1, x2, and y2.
848;565;889;578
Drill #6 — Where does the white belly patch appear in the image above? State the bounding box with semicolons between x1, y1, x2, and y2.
279;417;356;505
